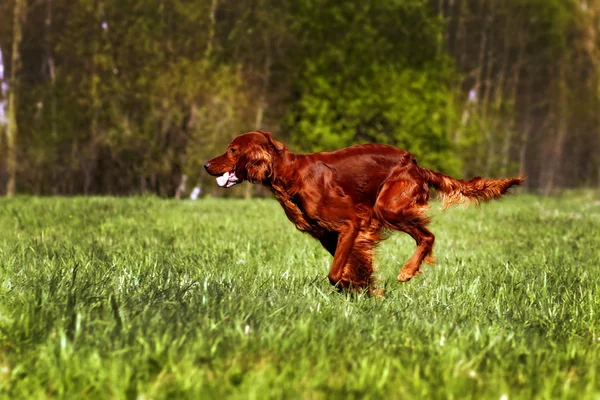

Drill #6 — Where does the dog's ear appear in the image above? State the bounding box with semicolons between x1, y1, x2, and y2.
258;130;284;152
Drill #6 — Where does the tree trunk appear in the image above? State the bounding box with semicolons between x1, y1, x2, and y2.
450;0;469;150
245;34;272;200
6;0;26;197
480;4;496;175
519;70;532;184
84;68;99;195
501;34;525;176
544;59;569;195
455;0;467;70
46;0;56;132
46;0;57;195
84;0;103;195
205;0;218;59
0;47;5;148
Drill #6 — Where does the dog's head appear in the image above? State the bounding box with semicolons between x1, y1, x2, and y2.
204;131;285;188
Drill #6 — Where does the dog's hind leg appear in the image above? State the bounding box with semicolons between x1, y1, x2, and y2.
394;225;435;282
374;165;435;282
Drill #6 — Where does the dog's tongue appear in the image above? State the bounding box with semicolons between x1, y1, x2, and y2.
216;171;230;187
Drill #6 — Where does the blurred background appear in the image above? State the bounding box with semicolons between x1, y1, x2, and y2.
0;0;598;197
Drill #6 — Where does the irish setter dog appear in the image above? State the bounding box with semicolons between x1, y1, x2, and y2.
205;131;523;290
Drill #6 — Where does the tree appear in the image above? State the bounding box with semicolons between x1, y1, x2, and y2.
1;0;598;195
5;0;25;196
286;0;461;174
438;0;600;189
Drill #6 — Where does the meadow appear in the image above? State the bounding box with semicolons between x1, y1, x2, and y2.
0;193;598;399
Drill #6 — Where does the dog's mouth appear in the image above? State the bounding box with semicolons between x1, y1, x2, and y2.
216;170;240;188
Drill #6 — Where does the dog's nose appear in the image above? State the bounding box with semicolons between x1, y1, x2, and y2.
203;162;211;171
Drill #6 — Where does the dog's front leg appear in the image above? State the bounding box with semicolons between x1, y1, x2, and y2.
327;224;358;288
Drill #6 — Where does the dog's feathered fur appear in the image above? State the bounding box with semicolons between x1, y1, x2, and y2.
205;131;524;290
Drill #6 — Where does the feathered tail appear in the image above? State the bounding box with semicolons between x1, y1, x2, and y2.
419;167;525;209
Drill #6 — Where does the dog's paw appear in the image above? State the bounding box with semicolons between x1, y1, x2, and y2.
369;287;386;299
397;269;419;282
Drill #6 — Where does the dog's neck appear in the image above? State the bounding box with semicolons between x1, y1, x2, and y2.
262;149;308;204
267;149;301;192
264;149;315;232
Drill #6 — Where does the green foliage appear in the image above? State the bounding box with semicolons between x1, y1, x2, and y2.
1;0;599;194
10;0;251;195
286;0;460;174
506;0;576;51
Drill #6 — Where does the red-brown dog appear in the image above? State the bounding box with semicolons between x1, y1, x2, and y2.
205;131;523;290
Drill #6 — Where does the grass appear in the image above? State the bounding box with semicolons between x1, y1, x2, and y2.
0;193;599;399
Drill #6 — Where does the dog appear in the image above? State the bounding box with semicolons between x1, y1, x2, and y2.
205;131;523;290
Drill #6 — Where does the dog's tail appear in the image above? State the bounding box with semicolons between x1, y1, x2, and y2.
419;167;525;209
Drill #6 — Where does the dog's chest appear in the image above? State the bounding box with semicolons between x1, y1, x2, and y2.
273;191;324;235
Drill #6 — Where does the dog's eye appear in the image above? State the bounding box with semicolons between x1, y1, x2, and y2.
229;148;237;153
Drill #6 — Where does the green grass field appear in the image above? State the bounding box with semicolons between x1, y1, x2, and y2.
0;193;599;399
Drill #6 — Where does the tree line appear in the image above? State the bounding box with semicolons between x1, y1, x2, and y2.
1;0;599;197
